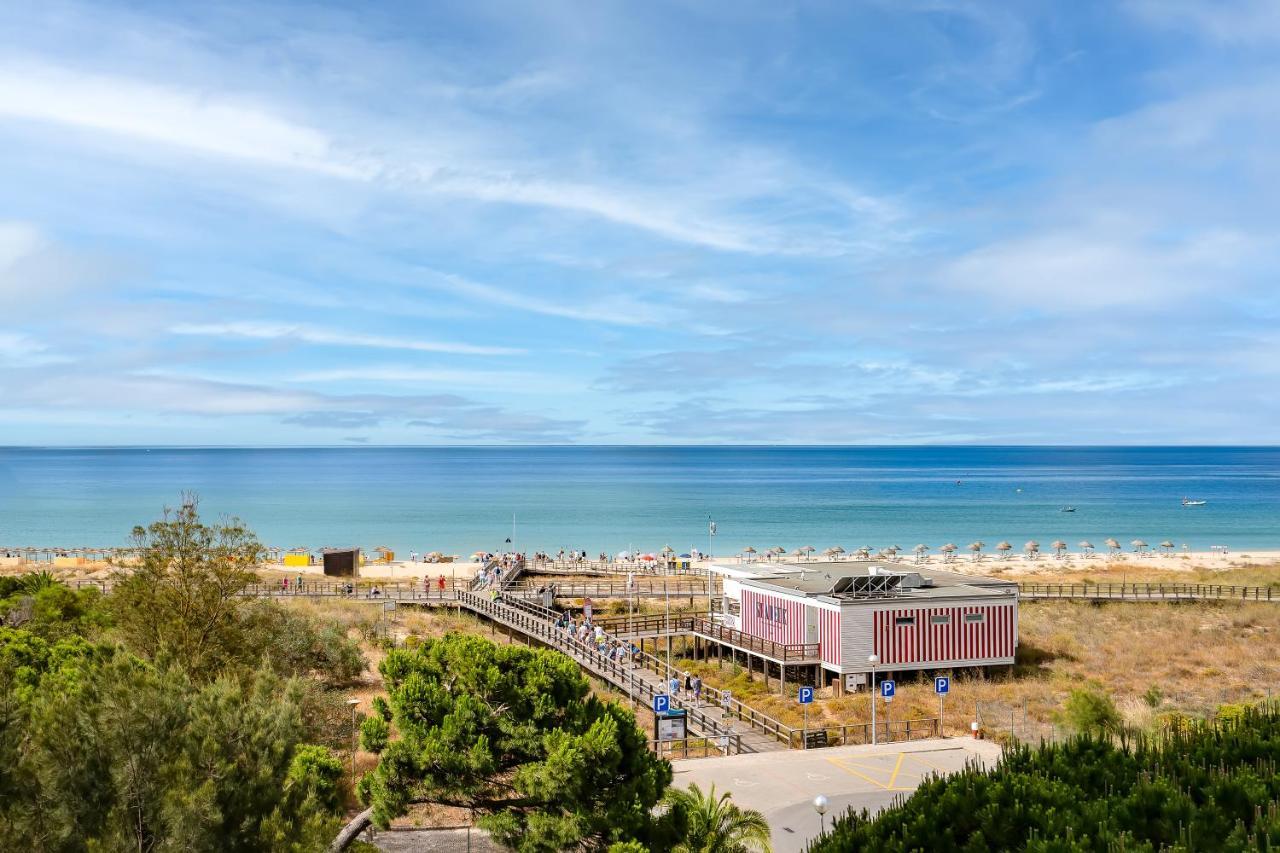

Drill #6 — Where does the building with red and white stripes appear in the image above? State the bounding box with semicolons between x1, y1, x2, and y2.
713;561;1018;690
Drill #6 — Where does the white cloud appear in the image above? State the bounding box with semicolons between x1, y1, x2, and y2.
936;227;1263;310
0;60;371;178
169;321;523;356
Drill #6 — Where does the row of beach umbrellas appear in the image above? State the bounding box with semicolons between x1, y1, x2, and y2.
739;538;1183;562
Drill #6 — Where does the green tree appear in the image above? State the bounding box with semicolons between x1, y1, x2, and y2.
664;783;772;853
108;497;263;680
345;632;677;852
0;627;348;852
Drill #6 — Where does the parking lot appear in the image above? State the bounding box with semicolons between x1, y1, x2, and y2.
674;737;1003;852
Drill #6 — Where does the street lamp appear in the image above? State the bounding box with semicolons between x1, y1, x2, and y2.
868;653;879;745
813;794;829;835
347;698;361;782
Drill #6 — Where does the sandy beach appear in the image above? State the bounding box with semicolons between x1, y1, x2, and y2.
4;547;1279;585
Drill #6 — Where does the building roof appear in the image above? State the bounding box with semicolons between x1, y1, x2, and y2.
732;560;1017;604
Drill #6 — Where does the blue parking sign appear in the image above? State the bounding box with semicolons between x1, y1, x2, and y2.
798;686;814;704
653;694;670;714
881;679;896;699
935;676;950;695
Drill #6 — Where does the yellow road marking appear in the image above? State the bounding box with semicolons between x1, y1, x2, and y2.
887;752;906;788
824;756;914;792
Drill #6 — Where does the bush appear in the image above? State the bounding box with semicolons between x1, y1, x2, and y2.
1062;686;1121;735
808;702;1280;852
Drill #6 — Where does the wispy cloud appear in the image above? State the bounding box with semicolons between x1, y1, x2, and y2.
169;321;522;356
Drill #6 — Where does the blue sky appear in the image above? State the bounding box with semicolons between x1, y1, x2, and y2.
1;0;1277;445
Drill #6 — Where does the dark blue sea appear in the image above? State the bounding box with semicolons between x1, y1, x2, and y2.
0;446;1276;554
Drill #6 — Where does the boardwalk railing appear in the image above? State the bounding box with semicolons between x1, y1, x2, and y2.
516;580;716;598
1019;582;1276;602
648;736;742;759
457;591;748;751
594;612;820;662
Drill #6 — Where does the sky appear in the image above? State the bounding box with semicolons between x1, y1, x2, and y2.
0;0;1277;445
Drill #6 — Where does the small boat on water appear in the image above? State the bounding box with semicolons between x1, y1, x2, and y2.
1060;506;1076;513
1182;497;1207;507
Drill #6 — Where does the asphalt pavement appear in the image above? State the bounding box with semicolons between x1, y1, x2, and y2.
672;736;1003;853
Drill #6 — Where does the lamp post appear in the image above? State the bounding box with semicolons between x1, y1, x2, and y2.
868;653;879;745
813;794;828;836
346;698;361;782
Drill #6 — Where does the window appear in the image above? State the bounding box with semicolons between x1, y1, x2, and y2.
727;600;741;616
964;613;986;624
930;614;951;625
894;616;916;626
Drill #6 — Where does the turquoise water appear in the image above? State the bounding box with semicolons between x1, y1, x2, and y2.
0;446;1277;554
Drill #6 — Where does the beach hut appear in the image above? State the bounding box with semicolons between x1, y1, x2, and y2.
913;544;929;564
969;541;985;562
1024;540;1040;560
941;543;957;563
1051;540;1067;559
1079;540;1094;557
996;541;1012;560
1105;538;1121;556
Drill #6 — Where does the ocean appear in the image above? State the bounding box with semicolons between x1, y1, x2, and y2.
0;446;1277;555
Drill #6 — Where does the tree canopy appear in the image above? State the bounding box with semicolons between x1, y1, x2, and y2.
356;632;679;852
0;627;348;851
807;703;1280;852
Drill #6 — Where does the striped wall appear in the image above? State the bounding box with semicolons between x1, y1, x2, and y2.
819;608;841;666
740;589;806;645
872;604;1015;666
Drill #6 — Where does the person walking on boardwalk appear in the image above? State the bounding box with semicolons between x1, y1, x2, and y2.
670;675;681;698
693;675;703;704
437;574;446;595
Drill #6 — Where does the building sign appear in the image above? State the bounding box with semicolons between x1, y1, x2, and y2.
756;601;788;625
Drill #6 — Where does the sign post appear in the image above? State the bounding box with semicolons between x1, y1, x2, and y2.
721;689;732;718
798;686;814;748
881;680;896;742
935;676;950;735
653;694;670;715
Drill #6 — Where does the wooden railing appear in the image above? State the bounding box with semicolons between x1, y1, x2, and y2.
647;736;742;759
516;580;716;598
1019;582;1276;602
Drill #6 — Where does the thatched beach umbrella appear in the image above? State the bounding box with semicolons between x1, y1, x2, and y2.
800;545;816;561
941;543;957;562
913;544;929;564
996;541;1012;559
824;546;845;559
856;547;872;559
1051;540;1067;558
968;541;984;561
1024;540;1040;560
1131;539;1148;554
1079;540;1094;556
1159;540;1175;554
790;548;806;560
1104;538;1121;556
742;546;757;554
661;545;675;555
